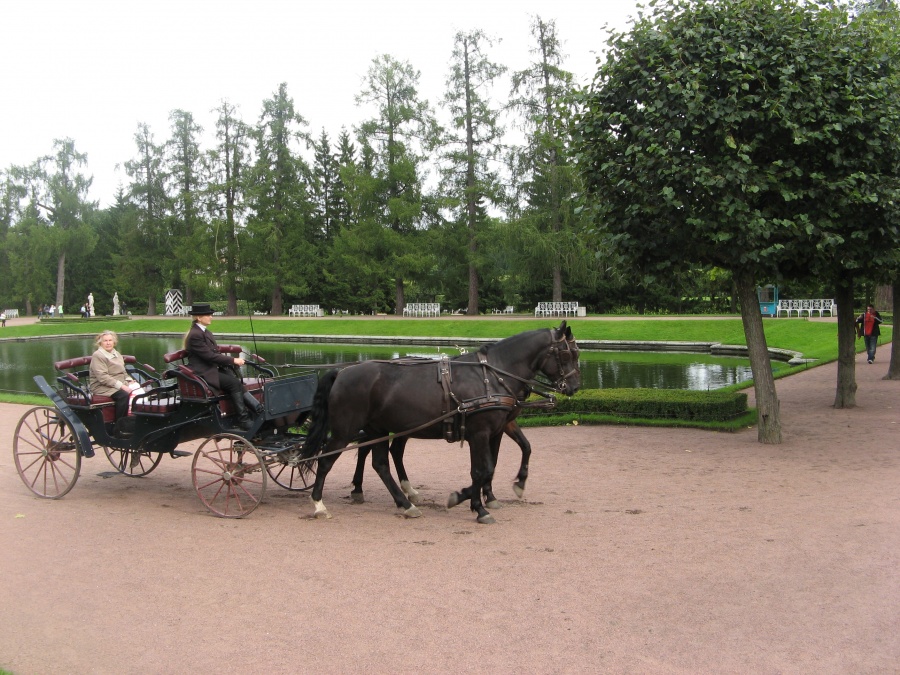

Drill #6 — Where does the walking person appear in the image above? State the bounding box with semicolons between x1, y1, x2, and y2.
855;304;884;364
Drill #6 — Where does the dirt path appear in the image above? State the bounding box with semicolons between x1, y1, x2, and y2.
1;348;897;674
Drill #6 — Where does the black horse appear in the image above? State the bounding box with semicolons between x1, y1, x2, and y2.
350;417;533;509
299;322;579;523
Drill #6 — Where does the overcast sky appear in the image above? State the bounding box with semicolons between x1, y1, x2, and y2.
2;0;640;208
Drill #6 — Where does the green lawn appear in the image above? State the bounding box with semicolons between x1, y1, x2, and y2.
3;315;884;365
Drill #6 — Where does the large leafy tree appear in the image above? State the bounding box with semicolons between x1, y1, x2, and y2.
574;0;900;441
439;30;506;315
355;54;437;313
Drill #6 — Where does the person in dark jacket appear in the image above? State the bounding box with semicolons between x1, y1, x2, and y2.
184;303;254;430
855;304;884;364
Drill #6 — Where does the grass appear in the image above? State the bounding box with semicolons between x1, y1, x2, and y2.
4;315;885;364
2;315;889;429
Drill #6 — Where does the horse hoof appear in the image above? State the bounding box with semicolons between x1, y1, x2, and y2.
512;483;525;499
311;498;332;519
447;492;462;509
477;513;496;525
400;480;421;504
314;510;332;520
350;491;365;504
403;505;422;518
485;500;501;510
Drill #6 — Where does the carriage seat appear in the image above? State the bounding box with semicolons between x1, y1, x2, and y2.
162;345;270;414
54;355;172;422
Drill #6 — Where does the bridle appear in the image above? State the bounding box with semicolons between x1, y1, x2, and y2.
537;331;580;395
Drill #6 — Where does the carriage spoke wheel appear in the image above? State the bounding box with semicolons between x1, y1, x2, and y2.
103;446;163;477
265;446;313;491
192;433;267;518
13;406;82;499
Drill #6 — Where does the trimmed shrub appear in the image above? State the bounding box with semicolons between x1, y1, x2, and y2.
522;388;748;422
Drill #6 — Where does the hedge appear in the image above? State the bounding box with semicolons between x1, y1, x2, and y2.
521;388;748;423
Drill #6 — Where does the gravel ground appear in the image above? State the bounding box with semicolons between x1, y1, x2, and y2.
1;346;897;674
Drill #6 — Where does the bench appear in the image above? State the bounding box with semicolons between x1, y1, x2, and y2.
776;299;836;318
3;309;19;318
288;304;323;317
403;302;440;317
492;306;515;314
53;355;174;421
535;301;583;317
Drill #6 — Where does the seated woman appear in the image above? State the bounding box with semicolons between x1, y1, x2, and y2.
89;330;141;422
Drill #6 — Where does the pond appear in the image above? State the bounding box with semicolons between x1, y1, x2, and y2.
0;336;783;397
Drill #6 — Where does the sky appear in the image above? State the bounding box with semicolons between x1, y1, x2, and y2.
1;0;641;208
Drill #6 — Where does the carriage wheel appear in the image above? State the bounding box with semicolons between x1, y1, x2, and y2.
192;434;267;518
13;406;82;499
264;446;313;491
103;446;163;477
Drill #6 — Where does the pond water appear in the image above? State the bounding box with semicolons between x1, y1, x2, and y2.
0;337;782;396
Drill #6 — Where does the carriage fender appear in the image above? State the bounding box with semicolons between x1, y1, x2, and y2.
33;375;94;455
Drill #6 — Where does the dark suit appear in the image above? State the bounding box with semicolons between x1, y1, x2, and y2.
185;323;243;399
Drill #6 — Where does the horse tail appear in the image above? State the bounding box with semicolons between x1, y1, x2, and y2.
299;369;339;472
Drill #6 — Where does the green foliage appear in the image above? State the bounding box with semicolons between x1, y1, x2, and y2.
522;388;748;422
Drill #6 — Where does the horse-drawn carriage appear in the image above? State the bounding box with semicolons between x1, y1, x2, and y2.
12;322;580;523
12;344;318;517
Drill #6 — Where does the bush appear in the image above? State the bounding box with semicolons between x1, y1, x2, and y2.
522;388;748;423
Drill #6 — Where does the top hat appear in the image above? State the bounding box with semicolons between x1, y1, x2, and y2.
188;303;215;316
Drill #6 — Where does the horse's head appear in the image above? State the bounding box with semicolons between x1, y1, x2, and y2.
537;321;581;395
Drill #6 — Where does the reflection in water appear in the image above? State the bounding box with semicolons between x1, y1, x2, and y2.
0;337;773;396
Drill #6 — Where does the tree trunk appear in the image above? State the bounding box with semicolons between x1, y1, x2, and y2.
56;252;66;308
883;277;899;380
271;284;283;316
833;278;858;408
552;267;562;303
735;272;781;444
393;278;405;316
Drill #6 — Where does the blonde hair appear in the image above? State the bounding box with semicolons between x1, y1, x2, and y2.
94;330;118;348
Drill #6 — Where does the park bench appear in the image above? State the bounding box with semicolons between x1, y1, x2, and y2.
288;304;324;317
776;299;836;318
403;302;440;317
3;309;19;318
492;306;515;314
534;301;584;317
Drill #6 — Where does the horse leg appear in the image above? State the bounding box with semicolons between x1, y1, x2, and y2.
309;440;345;519
350;447;369;503
447;434;495;524
505;420;531;499
482;432;503;510
371;441;421;518
390;436;420;505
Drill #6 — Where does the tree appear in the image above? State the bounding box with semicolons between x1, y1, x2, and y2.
355;54;437;313
207;100;251;314
166;109;206;307
30;139;98;312
507;17;591;304
245;83;314;315
574;0;900;441
439;30;506;314
124;123;170;314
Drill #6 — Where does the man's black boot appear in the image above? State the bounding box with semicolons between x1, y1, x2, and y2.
230;392;253;431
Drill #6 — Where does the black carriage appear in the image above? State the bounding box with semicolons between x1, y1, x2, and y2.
12;345;318;518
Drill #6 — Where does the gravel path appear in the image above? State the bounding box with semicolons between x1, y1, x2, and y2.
1;347;897;674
